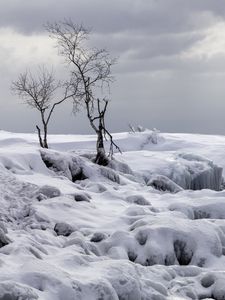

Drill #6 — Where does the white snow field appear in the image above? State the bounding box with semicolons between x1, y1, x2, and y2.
1;129;225;299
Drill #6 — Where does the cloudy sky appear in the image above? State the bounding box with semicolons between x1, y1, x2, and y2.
1;0;225;134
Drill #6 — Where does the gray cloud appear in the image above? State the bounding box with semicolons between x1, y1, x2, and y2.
1;0;225;135
0;0;223;34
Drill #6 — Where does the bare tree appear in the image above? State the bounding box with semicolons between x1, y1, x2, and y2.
12;67;77;148
46;20;121;165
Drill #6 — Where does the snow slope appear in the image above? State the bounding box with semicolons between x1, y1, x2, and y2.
0;129;225;299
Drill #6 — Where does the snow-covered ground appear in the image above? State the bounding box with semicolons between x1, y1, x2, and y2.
1;129;225;299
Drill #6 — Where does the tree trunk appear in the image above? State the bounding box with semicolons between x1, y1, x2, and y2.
43;124;48;149
36;125;44;148
95;129;108;166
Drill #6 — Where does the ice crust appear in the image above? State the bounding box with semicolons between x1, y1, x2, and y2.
0;130;225;299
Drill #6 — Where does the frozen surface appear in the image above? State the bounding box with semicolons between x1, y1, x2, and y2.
1;129;225;299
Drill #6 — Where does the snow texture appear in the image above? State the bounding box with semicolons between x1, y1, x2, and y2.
0;129;225;299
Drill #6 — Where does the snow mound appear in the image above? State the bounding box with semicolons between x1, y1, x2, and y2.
108;159;133;175
1;131;225;299
153;153;224;191
147;174;183;193
125;194;151;205
98;214;224;267
120;151;223;191
40;150;90;182
170;201;225;220
40;150;123;185
0;281;38;299
38;185;61;199
175;153;223;191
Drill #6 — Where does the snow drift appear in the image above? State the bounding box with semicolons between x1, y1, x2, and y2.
0;130;225;299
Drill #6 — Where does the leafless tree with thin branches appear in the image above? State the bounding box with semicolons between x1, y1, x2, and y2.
12;67;78;148
46;20;121;165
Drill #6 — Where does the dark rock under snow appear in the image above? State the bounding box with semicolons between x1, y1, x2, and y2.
74;193;91;202
38;185;61;199
54;222;75;237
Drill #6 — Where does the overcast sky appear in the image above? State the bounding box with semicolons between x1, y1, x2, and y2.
1;0;225;134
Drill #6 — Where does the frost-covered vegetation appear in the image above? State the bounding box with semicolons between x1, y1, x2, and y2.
0;129;225;299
